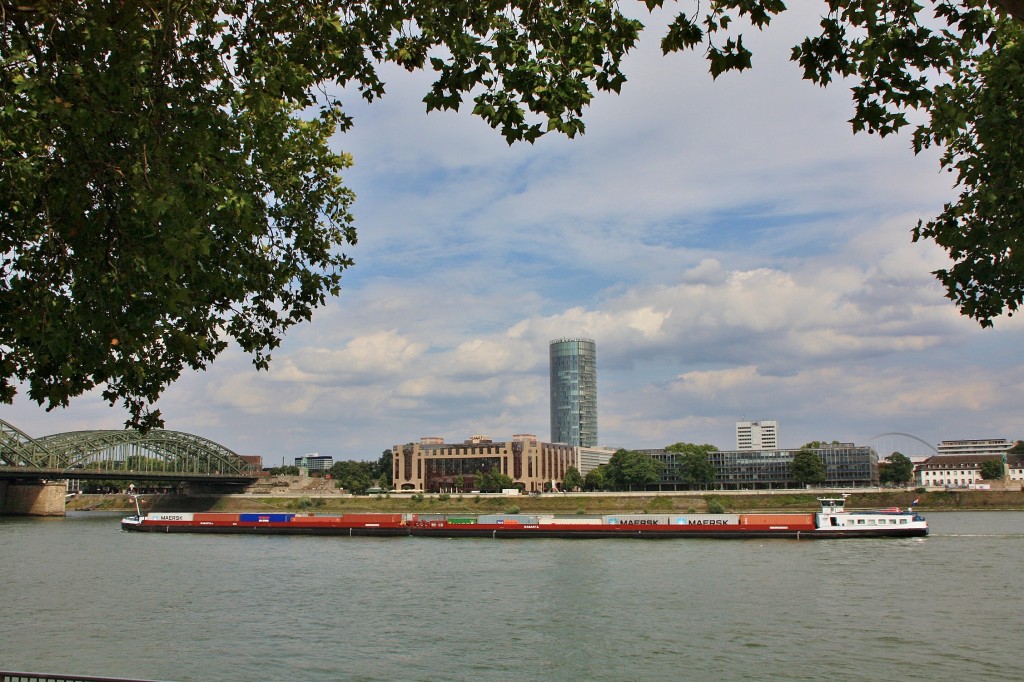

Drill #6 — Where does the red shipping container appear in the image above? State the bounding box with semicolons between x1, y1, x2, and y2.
295;515;347;524
343;513;404;524
740;513;815;529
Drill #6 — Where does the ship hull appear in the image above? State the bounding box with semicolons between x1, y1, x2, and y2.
120;521;411;536
120;512;928;539
408;527;927;539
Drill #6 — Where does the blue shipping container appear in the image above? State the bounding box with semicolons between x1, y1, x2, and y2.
240;513;294;522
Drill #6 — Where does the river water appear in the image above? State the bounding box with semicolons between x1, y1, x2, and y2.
1;511;1022;681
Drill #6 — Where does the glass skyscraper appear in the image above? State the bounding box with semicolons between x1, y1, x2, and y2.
549;338;597;447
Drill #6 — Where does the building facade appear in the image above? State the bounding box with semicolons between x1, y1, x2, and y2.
915;453;1024;488
578;446;617;475
392;434;578;493
295;454;333;471
240;455;263;472
643;443;878;490
736;420;778;450
936;439;1015;458
549;338;598;447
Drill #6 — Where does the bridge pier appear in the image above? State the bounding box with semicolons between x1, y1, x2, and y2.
0;480;66;517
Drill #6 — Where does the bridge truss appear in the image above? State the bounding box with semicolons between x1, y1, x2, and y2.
0;419;258;480
867;432;938;461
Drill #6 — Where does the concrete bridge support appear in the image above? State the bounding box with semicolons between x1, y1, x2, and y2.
0;480;66;516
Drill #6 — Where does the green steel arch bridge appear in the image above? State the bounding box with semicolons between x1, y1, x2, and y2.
0;419;259;484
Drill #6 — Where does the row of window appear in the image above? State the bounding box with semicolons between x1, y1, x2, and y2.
846;517;910;525
422;447;510;455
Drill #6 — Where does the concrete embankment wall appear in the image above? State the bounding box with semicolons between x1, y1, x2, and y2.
61;487;1024;515
0;480;66;516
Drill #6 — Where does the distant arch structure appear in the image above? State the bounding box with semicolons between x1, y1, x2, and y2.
0;419;257;477
867;432;938;460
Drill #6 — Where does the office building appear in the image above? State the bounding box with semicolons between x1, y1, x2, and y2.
643;442;878;490
295;453;333;472
392;434;577;493
578;446;617;475
936;439;1014;458
736;420;778;450
549;338;597;447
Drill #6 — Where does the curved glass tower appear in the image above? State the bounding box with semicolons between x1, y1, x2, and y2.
549;338;597;447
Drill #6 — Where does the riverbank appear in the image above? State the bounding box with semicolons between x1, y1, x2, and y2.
66;489;1024;514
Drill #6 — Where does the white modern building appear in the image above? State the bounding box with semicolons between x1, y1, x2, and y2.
936;439;1014;458
578;446;617;475
736;420;778;450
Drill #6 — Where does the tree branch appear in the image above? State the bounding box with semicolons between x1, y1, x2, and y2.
992;0;1024;21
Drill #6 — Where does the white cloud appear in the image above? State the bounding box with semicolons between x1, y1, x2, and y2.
289;330;426;380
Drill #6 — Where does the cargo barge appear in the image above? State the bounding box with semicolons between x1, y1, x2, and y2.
120;496;928;539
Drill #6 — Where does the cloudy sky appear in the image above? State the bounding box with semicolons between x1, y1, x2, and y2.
6;5;1023;464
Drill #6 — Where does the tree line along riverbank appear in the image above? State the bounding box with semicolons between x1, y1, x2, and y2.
66;489;1024;515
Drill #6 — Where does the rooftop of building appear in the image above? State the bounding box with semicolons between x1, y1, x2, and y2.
918;454;1024;469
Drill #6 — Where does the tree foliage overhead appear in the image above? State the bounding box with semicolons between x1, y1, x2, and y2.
3;0;1022;427
0;0;643;428
664;0;1024;327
